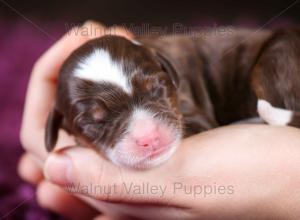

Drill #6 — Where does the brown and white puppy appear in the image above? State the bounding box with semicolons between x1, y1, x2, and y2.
46;28;300;169
46;35;182;169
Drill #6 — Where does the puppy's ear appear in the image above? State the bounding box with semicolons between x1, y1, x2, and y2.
45;108;63;152
155;52;179;88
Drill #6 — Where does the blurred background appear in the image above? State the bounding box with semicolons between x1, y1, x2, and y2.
0;0;299;219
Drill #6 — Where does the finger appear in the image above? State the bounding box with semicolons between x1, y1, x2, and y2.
20;21;106;158
93;215;114;220
18;131;76;182
37;180;98;220
43;147;176;204
18;153;43;185
104;25;134;39
79;20;107;39
54;129;77;151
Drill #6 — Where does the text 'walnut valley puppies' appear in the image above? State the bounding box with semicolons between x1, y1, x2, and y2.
45;28;300;169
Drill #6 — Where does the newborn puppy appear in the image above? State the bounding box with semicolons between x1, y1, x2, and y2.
46;36;182;169
46;28;300;169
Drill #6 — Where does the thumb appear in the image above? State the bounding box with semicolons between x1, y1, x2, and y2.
43;146;175;203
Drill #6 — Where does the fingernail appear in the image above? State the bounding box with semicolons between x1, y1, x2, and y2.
44;154;72;186
81;20;105;39
82;20;103;27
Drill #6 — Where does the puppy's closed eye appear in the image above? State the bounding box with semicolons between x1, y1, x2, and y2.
73;100;108;125
90;105;106;121
71;100;108;141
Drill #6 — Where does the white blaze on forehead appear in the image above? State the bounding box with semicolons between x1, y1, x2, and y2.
74;49;131;94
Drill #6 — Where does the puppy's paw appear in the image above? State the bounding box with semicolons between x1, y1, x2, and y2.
257;99;293;125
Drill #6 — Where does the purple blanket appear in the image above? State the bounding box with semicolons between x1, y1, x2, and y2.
0;18;65;220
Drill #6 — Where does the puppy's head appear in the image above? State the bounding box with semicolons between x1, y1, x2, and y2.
46;35;182;169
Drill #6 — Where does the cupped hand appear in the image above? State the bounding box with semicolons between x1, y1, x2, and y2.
18;20;133;220
43;124;300;220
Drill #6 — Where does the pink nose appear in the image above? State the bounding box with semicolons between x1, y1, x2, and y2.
130;117;162;149
135;133;160;148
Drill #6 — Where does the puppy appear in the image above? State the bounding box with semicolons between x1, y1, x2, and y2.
45;28;300;169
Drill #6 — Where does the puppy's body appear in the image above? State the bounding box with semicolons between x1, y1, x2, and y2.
46;28;300;169
140;28;300;130
140;29;281;128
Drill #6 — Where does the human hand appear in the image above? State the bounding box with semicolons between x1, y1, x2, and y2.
19;20;133;219
43;124;300;220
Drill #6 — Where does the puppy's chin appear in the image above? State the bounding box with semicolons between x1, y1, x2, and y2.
105;134;181;169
